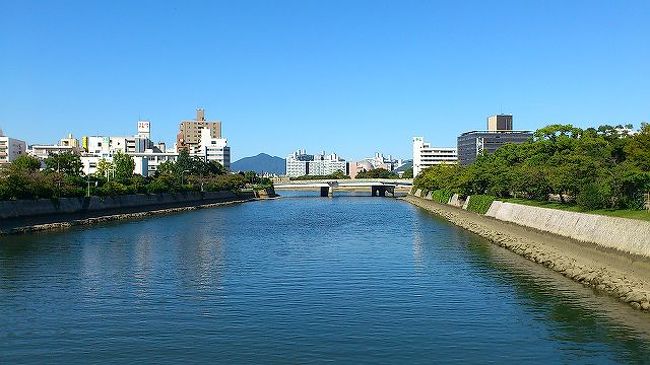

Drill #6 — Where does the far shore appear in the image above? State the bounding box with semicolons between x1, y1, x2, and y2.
403;195;650;312
0;196;261;236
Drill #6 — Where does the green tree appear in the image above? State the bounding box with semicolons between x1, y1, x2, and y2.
355;168;398;179
44;152;82;176
625;123;650;171
96;158;114;178
10;154;41;172
113;151;135;180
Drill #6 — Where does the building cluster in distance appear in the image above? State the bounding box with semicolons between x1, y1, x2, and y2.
413;114;534;176
0;109;230;177
285;150;406;178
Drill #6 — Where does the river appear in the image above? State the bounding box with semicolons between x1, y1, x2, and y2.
1;192;650;364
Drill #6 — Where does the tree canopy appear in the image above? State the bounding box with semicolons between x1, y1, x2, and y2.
414;124;650;210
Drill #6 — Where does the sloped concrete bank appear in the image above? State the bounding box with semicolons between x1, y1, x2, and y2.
0;191;257;236
404;195;650;312
487;201;650;258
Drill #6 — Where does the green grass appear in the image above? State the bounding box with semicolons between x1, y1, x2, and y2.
502;198;650;222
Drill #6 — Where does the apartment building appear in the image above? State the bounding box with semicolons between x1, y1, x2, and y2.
285;150;347;177
0;131;27;164
412;137;457;177
177;108;222;151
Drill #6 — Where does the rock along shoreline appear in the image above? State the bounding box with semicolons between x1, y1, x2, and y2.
403;195;650;312
0;198;259;236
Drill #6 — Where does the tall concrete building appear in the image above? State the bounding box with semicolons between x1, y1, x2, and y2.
0;130;27;165
177;108;222;151
457;114;532;166
412;137;458;177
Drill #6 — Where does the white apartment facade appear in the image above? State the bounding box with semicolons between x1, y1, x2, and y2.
0;134;27;164
83;127;230;177
194;128;230;170
412;137;458;177
286;149;311;177
285;150;347;177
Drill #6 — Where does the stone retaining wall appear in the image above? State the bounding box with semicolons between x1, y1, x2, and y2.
0;191;243;220
486;201;650;258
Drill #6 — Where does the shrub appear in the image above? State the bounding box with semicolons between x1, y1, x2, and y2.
466;195;496;214
431;189;453;204
575;183;610;210
98;181;129;196
146;178;170;194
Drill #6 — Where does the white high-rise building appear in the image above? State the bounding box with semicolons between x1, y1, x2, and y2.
412;137;457;177
0;130;27;165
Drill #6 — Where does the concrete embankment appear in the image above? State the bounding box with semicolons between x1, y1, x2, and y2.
0;191;257;235
487;201;650;258
404;195;650;312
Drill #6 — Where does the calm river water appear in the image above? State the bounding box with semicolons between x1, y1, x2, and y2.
2;192;650;364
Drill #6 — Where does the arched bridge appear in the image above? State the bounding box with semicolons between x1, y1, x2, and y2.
274;179;413;197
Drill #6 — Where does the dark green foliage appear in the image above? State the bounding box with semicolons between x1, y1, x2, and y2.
466;195;496;214
402;167;413;179
11;155;41;172
0;152;255;200
44;152;83;176
431;189;453;204
355;168;398;179
413;123;650;211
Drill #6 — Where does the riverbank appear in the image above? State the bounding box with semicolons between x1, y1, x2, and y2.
0;192;259;236
404;195;650;311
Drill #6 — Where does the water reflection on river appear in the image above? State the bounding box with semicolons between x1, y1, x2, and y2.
1;191;649;364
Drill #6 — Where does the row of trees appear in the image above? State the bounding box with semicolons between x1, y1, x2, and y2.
414;124;650;210
355;168;398;179
0;150;252;200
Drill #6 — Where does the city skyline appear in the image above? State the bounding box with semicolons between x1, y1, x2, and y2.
1;1;649;161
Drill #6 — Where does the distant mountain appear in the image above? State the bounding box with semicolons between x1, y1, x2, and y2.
231;153;285;175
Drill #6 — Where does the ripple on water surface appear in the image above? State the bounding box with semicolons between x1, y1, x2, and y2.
1;192;650;364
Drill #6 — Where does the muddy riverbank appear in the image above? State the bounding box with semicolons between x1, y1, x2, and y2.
404;195;650;311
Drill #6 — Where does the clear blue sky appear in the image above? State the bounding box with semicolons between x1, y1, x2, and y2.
1;0;648;161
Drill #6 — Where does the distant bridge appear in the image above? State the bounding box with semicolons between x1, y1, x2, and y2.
274;179;413;197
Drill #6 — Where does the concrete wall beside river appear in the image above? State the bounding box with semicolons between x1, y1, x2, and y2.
486;201;650;258
0;191;246;220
